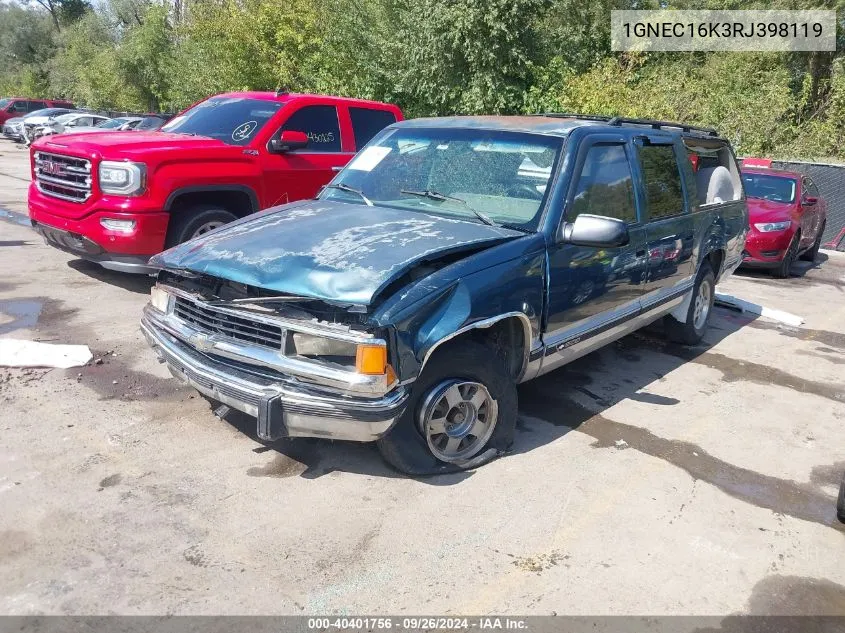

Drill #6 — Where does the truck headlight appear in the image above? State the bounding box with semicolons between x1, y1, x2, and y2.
287;332;393;379
287;332;359;368
754;221;791;232
150;286;172;313
99;160;146;195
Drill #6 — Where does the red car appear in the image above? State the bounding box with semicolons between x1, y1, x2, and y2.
28;92;402;273
740;162;827;277
0;97;74;126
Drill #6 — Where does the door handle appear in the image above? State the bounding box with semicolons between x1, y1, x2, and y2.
331;166;343;172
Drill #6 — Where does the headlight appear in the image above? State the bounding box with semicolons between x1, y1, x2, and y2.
99;160;146;195
287;332;359;368
754;221;791;232
286;332;391;377
150;286;172;313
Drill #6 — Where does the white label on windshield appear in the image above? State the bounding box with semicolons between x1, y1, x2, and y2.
348;146;391;171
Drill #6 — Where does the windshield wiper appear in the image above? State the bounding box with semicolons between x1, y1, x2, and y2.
400;189;497;226
325;183;373;206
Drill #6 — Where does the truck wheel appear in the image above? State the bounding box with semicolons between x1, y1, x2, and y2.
377;340;517;475
165;205;237;248
772;233;799;278
664;262;715;346
800;222;825;262
838;472;845;524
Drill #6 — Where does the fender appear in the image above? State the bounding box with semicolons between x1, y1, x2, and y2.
418;311;533;381
164;185;260;214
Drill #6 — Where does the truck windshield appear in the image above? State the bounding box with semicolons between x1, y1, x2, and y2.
321;127;562;231
161;97;283;145
741;173;796;203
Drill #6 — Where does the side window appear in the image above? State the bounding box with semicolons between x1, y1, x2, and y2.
349;107;397;149
280;105;341;152
27;101;45;112
569;143;637;223
803;177;819;199
10;101;28;113
636;144;685;219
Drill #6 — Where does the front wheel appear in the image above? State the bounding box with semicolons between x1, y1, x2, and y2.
377;340;517;475
165;205;237;248
800;222;825;262
664;262;715;345
772;232;799;278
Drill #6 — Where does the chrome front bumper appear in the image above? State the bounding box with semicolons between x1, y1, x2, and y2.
140;315;408;443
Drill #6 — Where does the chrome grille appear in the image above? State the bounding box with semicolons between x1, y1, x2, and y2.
174;298;284;350
34;151;92;203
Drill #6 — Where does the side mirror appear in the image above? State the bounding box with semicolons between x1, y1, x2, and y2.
269;130;309;153
803;196;818;206
562;214;629;248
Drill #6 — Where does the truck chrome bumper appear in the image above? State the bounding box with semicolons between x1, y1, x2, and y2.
140;316;408;442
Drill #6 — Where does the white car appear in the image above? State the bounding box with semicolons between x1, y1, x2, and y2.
72;116;144;133
45;112;112;135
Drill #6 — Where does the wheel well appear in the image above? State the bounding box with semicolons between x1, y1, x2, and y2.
427;317;528;381
707;248;725;280
168;189;256;219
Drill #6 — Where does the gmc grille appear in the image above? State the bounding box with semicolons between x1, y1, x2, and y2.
174;298;284;350
34;152;92;203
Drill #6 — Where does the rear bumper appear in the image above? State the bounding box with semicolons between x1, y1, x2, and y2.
140;311;409;443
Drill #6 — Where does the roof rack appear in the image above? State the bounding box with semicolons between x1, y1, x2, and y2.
535;113;720;137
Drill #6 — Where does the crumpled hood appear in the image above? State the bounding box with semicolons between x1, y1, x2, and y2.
151;200;521;306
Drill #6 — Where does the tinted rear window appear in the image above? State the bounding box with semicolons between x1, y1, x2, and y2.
349;107;397;149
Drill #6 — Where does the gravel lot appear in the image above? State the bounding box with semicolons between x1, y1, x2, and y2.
0;138;843;616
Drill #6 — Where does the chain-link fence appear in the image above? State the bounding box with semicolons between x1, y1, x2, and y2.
766;160;845;251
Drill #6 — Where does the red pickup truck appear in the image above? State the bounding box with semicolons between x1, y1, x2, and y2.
28;92;403;273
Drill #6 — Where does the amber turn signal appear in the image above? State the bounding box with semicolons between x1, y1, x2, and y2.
356;344;387;375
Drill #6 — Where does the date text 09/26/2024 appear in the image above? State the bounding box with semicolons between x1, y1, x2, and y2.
307;617;528;630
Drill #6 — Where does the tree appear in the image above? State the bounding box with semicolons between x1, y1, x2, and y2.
392;0;551;116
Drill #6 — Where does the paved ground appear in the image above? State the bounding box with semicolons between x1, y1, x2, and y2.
0;138;843;616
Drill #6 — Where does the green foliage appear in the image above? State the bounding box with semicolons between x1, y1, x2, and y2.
0;0;844;161
391;0;551;116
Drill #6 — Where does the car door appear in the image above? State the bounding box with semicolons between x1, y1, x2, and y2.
544;135;648;357
633;136;696;309
261;104;352;208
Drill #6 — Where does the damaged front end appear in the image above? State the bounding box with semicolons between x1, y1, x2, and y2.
141;270;408;443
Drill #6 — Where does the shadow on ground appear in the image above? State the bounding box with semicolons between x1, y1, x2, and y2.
67;259;155;294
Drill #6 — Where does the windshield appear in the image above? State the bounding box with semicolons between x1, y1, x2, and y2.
161;97;283;145
0;99;10;109
54;113;79;123
742;172;796;203
322;127;562;230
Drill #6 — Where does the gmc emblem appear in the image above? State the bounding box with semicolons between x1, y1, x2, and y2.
42;160;66;177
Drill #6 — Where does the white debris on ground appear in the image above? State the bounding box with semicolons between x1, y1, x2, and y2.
0;339;93;369
714;292;804;327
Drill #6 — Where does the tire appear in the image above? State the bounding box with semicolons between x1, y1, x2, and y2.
772;232;799;278
664;262;715;346
165;205;237;248
800;222;825;262
838;472;845;524
377;340;517;475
